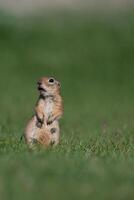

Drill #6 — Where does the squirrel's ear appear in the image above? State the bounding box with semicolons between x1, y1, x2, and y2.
57;81;61;87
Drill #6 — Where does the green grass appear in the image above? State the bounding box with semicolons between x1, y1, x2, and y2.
0;11;134;200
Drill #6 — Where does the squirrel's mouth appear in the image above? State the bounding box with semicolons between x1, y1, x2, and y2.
38;86;47;92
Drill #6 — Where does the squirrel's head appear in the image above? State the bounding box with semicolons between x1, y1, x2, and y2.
37;77;61;96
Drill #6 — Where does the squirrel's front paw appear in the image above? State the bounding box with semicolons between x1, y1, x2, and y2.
36;121;43;128
47;118;53;125
47;120;52;125
36;118;44;128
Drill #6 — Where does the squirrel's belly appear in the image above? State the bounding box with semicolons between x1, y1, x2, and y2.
25;117;60;147
45;98;54;116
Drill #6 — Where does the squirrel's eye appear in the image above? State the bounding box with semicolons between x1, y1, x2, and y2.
48;78;54;83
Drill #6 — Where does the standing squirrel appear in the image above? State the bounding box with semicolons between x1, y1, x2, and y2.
25;77;63;149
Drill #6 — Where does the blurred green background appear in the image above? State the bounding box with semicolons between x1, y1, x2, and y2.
0;7;134;200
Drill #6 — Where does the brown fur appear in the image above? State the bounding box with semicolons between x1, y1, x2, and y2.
24;77;63;149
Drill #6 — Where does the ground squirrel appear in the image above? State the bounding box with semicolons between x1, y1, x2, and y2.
25;77;63;149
